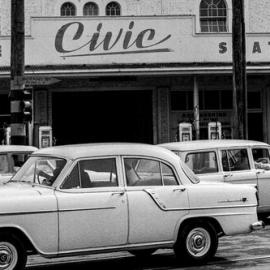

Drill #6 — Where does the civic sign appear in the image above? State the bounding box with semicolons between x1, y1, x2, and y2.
1;16;270;67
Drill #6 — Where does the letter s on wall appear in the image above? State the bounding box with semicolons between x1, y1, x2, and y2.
219;42;227;54
55;22;84;53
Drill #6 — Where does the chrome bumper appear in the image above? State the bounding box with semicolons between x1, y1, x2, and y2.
250;221;265;231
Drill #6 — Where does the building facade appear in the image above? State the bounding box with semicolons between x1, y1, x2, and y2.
1;0;270;147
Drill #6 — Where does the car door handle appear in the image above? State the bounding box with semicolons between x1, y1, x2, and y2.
111;191;125;196
173;187;186;192
256;170;265;175
224;173;233;178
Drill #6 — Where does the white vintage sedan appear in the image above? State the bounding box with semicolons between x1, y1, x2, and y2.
0;143;263;269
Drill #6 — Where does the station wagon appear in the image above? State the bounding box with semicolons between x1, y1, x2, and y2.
159;140;270;221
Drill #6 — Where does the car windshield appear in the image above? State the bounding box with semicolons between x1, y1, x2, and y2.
11;156;67;186
180;160;200;184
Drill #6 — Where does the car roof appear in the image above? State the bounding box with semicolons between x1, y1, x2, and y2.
159;139;269;151
32;143;180;162
0;145;38;153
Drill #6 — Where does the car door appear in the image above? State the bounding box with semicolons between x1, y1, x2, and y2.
123;156;189;244
250;146;270;212
56;156;128;252
220;147;258;185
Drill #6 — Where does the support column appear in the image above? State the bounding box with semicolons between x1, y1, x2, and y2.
193;76;200;140
10;0;27;145
157;87;170;143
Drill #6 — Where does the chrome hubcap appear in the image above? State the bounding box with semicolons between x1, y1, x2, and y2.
0;242;18;270
186;227;211;257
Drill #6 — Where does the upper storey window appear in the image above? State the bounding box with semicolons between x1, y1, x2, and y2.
83;2;99;16
200;0;227;32
106;2;121;16
61;2;76;16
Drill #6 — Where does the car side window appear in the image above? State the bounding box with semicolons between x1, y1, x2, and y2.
252;148;270;170
185;151;218;174
61;163;80;189
222;149;250;171
124;158;178;186
79;158;118;188
11;153;30;172
0;154;9;173
161;163;178;185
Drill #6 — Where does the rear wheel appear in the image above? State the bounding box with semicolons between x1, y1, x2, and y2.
0;233;27;270
174;222;218;264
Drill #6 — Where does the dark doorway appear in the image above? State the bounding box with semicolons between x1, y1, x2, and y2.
248;112;263;141
52;91;153;145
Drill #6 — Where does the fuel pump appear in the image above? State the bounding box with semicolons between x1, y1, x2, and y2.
179;123;192;141
208;122;222;140
39;126;52;148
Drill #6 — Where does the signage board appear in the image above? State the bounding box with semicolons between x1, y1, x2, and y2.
1;16;270;67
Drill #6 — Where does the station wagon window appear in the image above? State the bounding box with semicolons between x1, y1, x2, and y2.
221;149;250;171
185;151;218;174
124;158;178;186
10;152;31;172
252;148;270;169
0;154;9;173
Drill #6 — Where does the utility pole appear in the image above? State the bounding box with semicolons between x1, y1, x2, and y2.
232;0;248;139
10;0;27;145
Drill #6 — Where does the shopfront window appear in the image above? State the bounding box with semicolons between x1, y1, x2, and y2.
248;91;261;109
171;91;193;111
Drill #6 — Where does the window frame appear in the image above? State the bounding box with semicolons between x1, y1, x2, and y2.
122;155;180;187
60;2;76;16
199;0;228;33
106;1;121;16
221;148;251;172
195;0;233;33
60;156;121;190
184;150;219;175
83;2;99;16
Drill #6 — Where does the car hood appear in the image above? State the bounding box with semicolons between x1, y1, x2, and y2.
0;182;57;215
0;182;54;197
0;174;13;184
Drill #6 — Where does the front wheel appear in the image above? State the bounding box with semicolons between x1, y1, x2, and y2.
0;233;27;270
174;222;218;264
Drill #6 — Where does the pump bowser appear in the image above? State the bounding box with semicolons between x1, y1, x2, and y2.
179;123;192;141
39;126;52;148
208;122;222;140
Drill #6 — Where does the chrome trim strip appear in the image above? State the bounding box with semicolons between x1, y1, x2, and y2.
144;189;257;212
0;206;116;216
55;241;174;257
0;210;57;216
59;207;116;212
